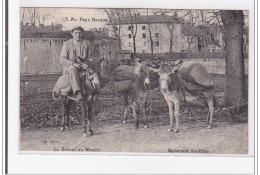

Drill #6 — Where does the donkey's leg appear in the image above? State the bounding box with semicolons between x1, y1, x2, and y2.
203;91;214;129
66;99;74;130
123;94;129;106
132;101;139;129
206;110;210;123
167;101;174;132
173;100;180;133
143;97;149;129
87;101;94;136
61;96;67;131
123;94;129;124
79;100;87;137
207;99;214;129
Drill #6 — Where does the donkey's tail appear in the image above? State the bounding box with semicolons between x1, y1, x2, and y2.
52;90;61;101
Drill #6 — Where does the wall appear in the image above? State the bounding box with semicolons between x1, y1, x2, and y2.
20;38;64;74
165;58;249;75
20;37;121;75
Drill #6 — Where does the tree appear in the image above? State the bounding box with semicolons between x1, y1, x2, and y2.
197;10;246;107
159;10;176;53
36;8;57;26
185;10;199;51
220;10;246;107
20;8;26;26
146;9;154;53
103;9;123;48
27;8;38;27
123;9;139;53
21;7;57;27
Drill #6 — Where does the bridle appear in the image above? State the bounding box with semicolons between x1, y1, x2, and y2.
83;69;100;92
159;69;181;93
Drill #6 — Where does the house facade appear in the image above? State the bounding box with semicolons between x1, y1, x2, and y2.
106;14;248;55
106;15;198;53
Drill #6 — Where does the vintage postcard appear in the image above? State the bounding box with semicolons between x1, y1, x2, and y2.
19;7;249;154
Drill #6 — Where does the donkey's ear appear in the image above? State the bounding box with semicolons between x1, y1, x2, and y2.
170;60;183;67
135;57;141;62
170;60;183;73
148;66;160;73
147;63;161;73
133;57;142;66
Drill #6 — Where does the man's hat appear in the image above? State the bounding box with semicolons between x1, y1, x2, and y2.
70;26;84;33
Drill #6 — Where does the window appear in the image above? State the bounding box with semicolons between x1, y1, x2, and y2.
128;26;132;30
142;33;146;38
155;33;159;38
129;42;131;47
143;50;145;53
207;49;210;53
212;49;215;52
210;34;214;40
155;25;158;30
143;41;146;47
191;37;194;43
156;41;159;46
142;26;146;30
128;34;132;38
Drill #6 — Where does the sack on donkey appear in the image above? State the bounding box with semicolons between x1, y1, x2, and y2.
179;62;214;90
114;80;132;93
53;74;72;96
114;65;136;82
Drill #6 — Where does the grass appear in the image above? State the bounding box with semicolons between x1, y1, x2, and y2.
20;80;248;130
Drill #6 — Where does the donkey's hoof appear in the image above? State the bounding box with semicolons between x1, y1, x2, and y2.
144;125;149;129
207;125;212;129
168;128;173;132
88;130;94;136
135;125;139;129
82;133;87;137
60;127;65;131
123;120;127;124
173;129;179;133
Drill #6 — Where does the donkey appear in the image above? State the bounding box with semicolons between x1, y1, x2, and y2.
53;65;101;137
114;58;151;129
149;60;215;132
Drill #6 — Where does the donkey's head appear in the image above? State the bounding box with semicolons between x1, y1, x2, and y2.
133;57;151;90
84;68;101;93
148;60;183;93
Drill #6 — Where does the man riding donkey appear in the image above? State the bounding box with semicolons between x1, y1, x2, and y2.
53;26;100;136
59;25;94;101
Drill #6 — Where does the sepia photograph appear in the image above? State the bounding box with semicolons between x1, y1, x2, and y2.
19;8;249;154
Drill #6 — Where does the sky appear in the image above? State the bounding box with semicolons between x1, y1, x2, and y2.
21;8;109;31
21;8;249;31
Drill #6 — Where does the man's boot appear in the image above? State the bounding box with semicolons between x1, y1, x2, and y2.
68;91;83;101
76;91;83;101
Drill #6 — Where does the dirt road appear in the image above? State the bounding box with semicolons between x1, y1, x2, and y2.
20;120;247;154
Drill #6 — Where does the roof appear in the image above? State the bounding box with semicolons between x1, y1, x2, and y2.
106;14;184;25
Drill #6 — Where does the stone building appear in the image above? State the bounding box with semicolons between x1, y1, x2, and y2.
106;14;196;53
